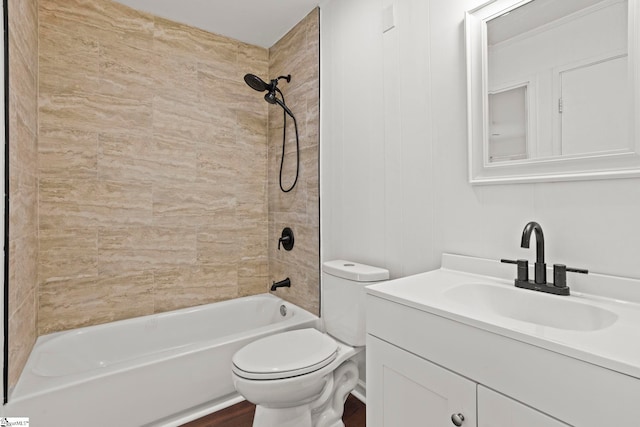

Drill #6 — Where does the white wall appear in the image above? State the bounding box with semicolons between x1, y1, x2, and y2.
321;0;640;281
320;0;438;279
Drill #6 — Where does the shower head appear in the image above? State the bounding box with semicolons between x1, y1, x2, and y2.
244;73;292;93
244;74;272;92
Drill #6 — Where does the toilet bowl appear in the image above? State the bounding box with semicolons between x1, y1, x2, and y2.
231;260;389;427
232;329;360;427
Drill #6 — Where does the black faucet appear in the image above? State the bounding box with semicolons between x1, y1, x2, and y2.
501;222;588;296
271;278;291;291
521;221;546;284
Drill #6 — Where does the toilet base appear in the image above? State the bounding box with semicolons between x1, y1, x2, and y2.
251;360;358;427
253;405;313;427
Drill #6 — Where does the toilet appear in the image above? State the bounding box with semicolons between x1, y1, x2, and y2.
231;260;389;427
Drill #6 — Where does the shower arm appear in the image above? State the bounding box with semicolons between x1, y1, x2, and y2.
267;75;291;91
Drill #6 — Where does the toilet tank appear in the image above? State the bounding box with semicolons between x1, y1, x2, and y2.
322;260;389;346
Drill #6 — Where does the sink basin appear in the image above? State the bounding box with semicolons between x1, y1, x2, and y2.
444;283;618;331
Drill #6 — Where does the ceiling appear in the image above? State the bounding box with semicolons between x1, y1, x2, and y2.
487;0;611;45
114;0;319;48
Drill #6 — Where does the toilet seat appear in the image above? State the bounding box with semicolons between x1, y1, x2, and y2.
232;329;338;380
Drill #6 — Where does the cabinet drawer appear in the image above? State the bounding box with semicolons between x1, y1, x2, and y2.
478;386;569;427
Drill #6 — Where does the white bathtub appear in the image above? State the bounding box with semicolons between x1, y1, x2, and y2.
4;293;319;426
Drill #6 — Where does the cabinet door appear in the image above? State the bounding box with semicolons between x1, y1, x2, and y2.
478;386;570;427
367;335;477;427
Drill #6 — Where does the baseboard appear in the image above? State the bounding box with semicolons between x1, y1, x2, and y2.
351;379;366;404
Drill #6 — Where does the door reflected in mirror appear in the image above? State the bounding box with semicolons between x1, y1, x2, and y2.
489;85;528;162
486;0;629;163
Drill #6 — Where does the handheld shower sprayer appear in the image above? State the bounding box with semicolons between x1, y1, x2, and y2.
243;73;299;193
265;91;295;118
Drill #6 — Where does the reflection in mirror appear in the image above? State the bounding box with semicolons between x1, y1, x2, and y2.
486;0;629;163
489;85;528;162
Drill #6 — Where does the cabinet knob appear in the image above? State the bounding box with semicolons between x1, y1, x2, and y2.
451;413;465;426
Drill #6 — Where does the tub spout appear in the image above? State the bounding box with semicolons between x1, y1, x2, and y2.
271;278;291;291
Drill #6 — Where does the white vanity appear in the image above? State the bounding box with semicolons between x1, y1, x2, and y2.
366;254;640;426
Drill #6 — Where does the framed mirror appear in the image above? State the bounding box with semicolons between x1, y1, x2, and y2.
466;0;640;184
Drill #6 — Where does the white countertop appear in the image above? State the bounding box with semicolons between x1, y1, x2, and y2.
366;253;640;380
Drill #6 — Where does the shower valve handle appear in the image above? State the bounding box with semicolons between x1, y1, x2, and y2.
278;227;295;251
278;236;290;250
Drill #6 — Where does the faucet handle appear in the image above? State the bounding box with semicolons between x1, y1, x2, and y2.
553;264;588;288
278;227;294;251
278;235;290;250
501;259;529;282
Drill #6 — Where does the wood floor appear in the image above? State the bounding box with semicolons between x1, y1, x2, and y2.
181;394;366;427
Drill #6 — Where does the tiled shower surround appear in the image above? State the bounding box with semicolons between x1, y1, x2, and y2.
37;0;271;334
8;0;319;388
268;11;320;316
8;0;39;388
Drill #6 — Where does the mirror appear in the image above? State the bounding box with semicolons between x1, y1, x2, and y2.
466;0;640;184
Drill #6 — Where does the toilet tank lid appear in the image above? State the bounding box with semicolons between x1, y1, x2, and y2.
322;260;389;282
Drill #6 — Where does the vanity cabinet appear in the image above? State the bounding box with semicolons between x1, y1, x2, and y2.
368;335;567;427
367;335;476;426
366;292;640;427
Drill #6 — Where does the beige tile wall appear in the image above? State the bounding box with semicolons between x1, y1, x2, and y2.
37;0;271;334
8;0;39;389
268;10;320;315
6;0;319;389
